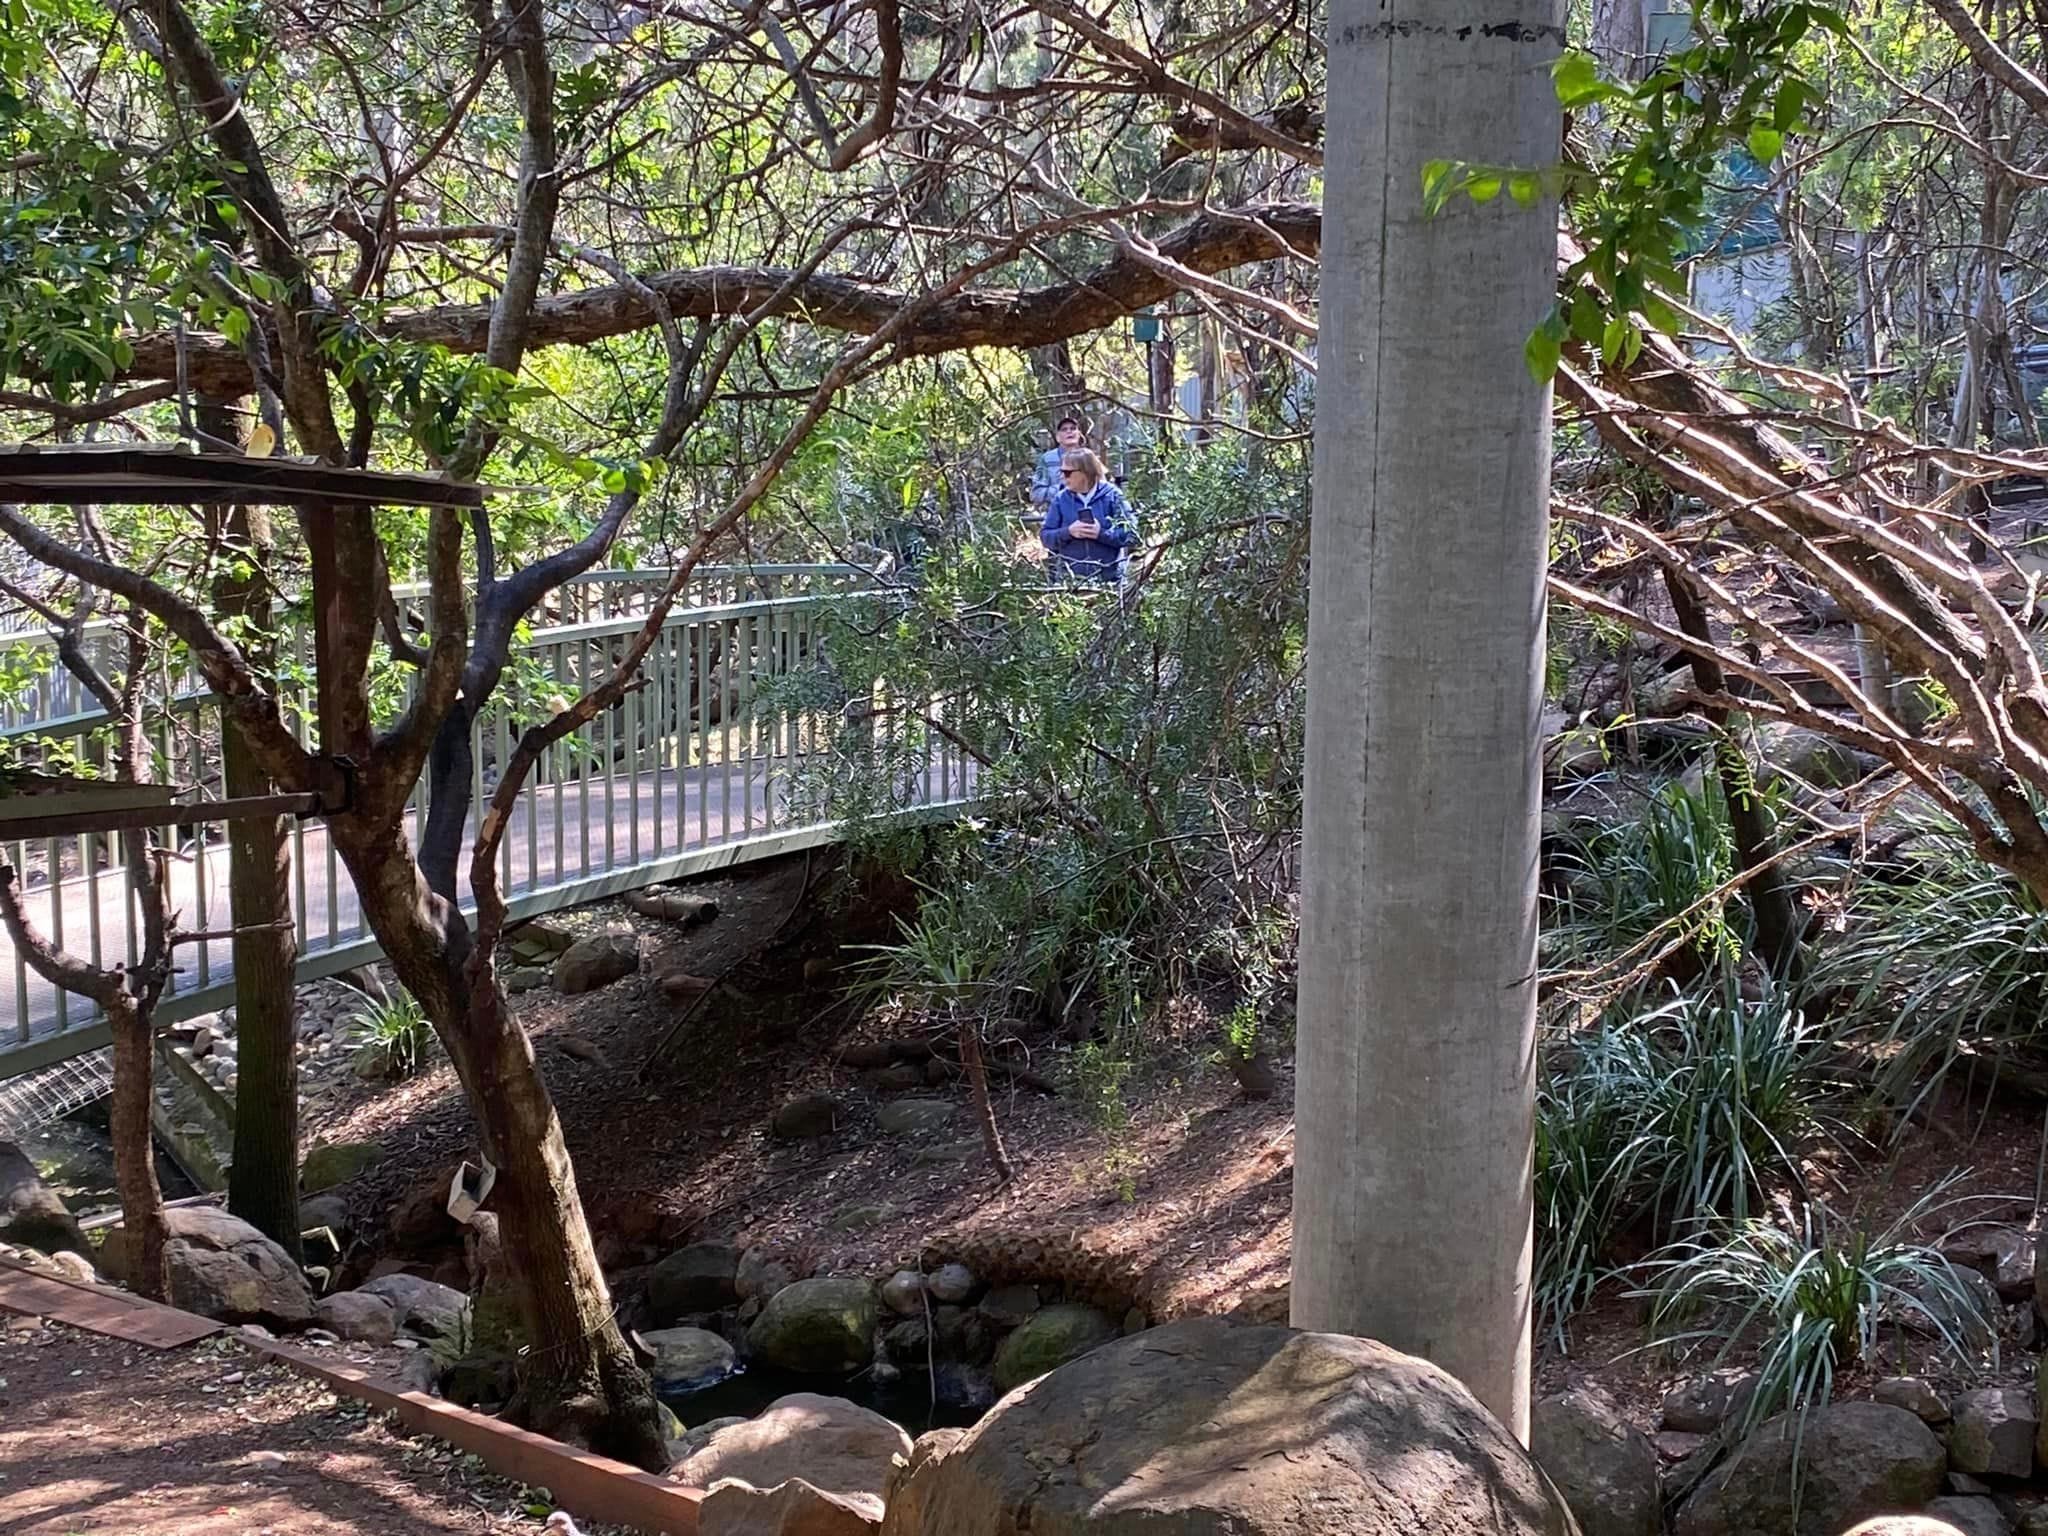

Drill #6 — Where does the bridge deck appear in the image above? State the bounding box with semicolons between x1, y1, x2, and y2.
2;752;967;1074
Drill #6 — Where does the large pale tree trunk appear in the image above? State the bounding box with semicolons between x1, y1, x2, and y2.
1292;0;1561;1439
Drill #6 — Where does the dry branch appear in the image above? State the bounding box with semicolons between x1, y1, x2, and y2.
116;202;1323;395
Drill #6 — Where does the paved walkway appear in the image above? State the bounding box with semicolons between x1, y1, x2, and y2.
3;749;968;1062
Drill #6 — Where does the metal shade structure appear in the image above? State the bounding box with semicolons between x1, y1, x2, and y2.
0;440;480;840
0;443;488;509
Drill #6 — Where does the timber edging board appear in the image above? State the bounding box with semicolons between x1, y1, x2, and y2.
0;1256;222;1348
242;1334;705;1535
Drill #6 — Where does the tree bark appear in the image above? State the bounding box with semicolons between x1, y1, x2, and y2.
1660;564;1807;982
1292;0;1559;1440
221;589;302;1258
329;813;664;1468
117;202;1324;397
107;986;170;1301
0;611;171;1305
199;401;303;1260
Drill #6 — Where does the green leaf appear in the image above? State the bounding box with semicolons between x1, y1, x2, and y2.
1525;325;1562;384
1772;80;1808;131
1747;125;1784;162
1508;172;1541;207
1601;316;1629;365
1468;171;1503;204
1420;159;1459;215
1568;294;1605;344
1552;50;1606;109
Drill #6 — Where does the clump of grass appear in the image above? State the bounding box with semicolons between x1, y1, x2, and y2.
1536;1028;1664;1333
1643;976;1838;1227
347;989;434;1078
1536;975;1839;1342
1638;1185;1992;1438
1817;800;2048;1123
1546;779;1745;973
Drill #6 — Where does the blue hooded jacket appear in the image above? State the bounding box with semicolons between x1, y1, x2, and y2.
1041;479;1134;580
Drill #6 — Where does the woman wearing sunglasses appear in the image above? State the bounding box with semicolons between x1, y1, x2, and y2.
1039;449;1135;584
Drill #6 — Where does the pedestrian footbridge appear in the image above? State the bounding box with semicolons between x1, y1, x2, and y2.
0;565;971;1080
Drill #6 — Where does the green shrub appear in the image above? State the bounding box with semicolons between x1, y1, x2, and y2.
1817;801;2048;1119
1639;1186;1991;1437
1546;778;1745;972
1535;976;1839;1340
346;989;434;1079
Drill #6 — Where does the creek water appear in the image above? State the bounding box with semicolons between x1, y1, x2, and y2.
17;1108;198;1220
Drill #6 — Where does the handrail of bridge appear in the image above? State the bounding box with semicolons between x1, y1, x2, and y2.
0;564;875;713
0;589;887;746
0;564;882;737
0;578;961;1078
0;562;873;638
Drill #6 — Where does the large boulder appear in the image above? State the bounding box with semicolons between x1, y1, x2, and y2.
747;1278;880;1374
878;1316;1576;1536
1872;1378;1949;1424
641;1326;738;1392
1949;1387;2036;1479
737;1245;799;1303
1757;723;1881;790
881;1430;969;1536
990;1304;1117;1392
1531;1384;1660;1536
0;1140;86;1256
1675;1400;1946;1536
1925;1497;2015;1536
880;1271;926;1317
314;1289;398;1343
383;1161;467;1259
671;1393;912;1524
102;1206;313;1327
1660;1370;1758;1435
770;1094;846;1141
650;1242;742;1320
360;1272;471;1343
554;928;641;994
698;1477;880;1535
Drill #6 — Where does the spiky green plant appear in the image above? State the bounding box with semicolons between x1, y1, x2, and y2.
346;989;433;1079
1639;1185;1992;1440
1535;976;1840;1341
1818;801;2048;1122
1536;1027;1666;1338
1640;976;1837;1228
1546;778;1746;971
